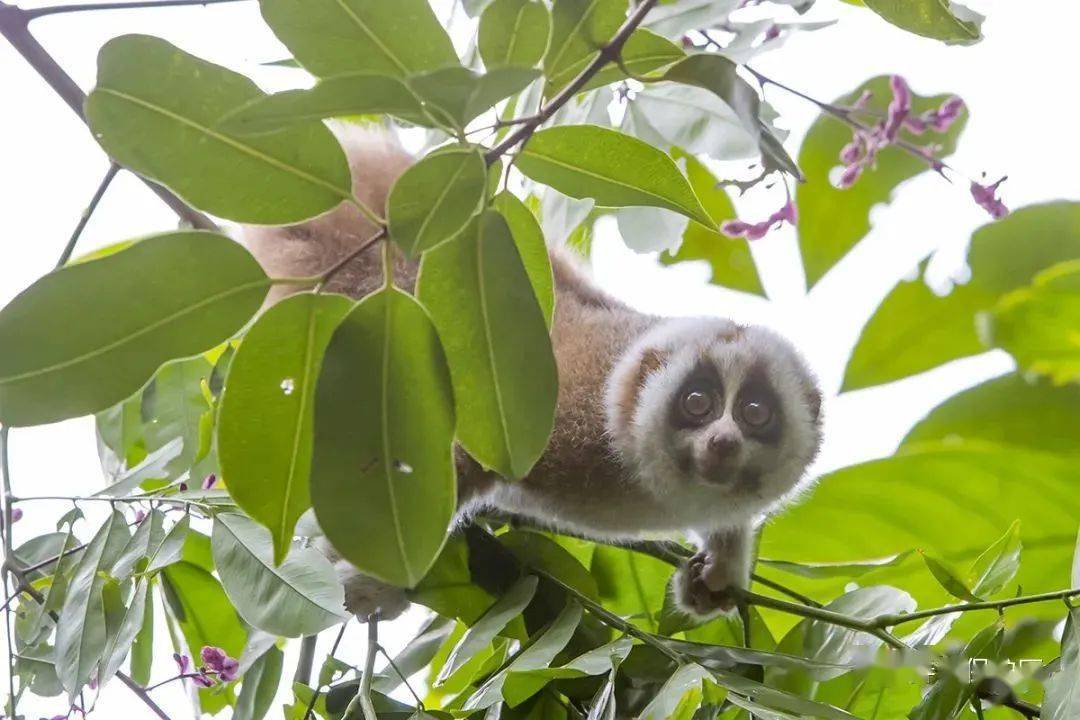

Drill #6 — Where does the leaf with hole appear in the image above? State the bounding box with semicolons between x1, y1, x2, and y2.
311;288;456;587
417;211;557;479
219;293;353;564
86;35;351;224
516;125;712;228
388;148;488;258
0;232;268;426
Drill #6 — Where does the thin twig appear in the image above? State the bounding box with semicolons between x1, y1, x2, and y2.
376;644;425;710
25;0;250;19
0;2;217;230
56;162;120;268
344;618;379;720
314;226;387;293
302;622;349;720
0;427;17;717
874;588;1080;629
484;0;660;163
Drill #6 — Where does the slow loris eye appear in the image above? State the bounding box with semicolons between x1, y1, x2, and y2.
681;389;713;418
741;400;772;427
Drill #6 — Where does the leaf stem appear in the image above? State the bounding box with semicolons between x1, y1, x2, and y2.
873;588;1080;629
484;0;660;163
0;2;217;230
344;618;379;720
302;621;349;720
23;0;250;20
56;162;120;268
294;634;318;686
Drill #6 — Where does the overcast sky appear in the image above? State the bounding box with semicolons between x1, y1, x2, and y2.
2;0;1076;716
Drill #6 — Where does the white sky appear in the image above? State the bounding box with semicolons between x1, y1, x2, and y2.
1;0;1077;716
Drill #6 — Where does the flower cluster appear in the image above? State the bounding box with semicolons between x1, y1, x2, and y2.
721;197;798;241
835;77;964;190
970;176;1009;219
173;646;239;689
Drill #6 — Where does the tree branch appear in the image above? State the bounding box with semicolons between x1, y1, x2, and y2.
24;0;249;20
0;2;217;230
874;588;1080;629
484;0;660;163
56;162;120;268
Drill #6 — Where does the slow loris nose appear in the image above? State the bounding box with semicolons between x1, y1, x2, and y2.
708;434;740;462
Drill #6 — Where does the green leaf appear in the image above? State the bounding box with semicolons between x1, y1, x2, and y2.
311;288;456;587
259;0;460;78
146;514;189;574
1045;607;1080;720
161;560;247;714
797;77;967;289
220;74;429;134
408;537;497;624
623;83;757;161
573;29;685;95
501;636;634;707
986;259;1080;384
492;192;555;327
498;530;600;600
590;545;671;631
463;601;583;710
920;552;981;602
218;293;353;564
235;645;284;720
409;66;541;130
417;211;557;479
372;616;454;694
479;0;552;68
99;580;150;686
757;551;913;580
710;668;861;720
86;35;351;224
388;147;488;258
437;575;538;684
212;513;347;637
516;125;712;228
130;587;154;686
639;664;710;720
0;232;269;426
843;201;1080;390
543;0;624;94
55;510;129;697
903;373;1080;456
141;356;213;479
861;0;982;45
967;519;1022;598
659;151;763;295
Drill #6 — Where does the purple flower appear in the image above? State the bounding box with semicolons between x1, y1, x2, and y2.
925;96;965;132
178;482;188;492
970;176;1009;219
839;140;862;165
193;672;215;688
838;163;862;189
200;645;240;683
763;24;781;42
201;473;218;490
853;89;874;110
173;653;190;674
134;509;146;524
720;198;798;241
883;75;912;141
902;115;928;135
11;508;22;523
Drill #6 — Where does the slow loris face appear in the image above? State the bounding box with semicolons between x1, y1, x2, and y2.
607;318;822;525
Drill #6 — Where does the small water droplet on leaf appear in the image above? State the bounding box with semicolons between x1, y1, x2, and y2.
280;378;296;395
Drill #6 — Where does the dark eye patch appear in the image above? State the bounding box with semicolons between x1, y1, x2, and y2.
668;361;724;429
736;364;782;444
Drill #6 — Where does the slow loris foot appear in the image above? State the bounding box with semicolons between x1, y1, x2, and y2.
675;551;744;617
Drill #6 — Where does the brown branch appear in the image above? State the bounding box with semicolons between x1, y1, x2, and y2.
484;0;660;163
0;2;217;230
24;0;249;20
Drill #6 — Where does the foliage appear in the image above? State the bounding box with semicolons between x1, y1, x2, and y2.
0;1;1076;719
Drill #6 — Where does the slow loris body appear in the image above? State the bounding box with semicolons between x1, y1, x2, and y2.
245;128;823;619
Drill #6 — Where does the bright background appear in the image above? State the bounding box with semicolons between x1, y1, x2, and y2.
2;0;1076;715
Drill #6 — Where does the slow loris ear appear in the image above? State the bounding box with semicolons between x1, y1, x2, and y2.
613;347;668;432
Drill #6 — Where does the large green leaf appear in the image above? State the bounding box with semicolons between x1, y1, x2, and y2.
516;125;712;227
55;510;129;697
843;202;1080;390
479;0;552;68
574;29;685;95
590;545;672;631
492;192;555;327
141;356;213;479
417;211;558;479
388;147;488;258
543;0;624;94
986;259;1080;384
761;442;1080;608
902;373;1080;455
161;560;247;714
797;77;967;289
802;587;916;680
211;513;347;637
220;74;429;134
639;664;710;720
98;579;149;687
218;293;353;564
0;232;268;426
259;0;459;78
659;151;763;296
234;645;284;720
311;288;456;587
861;0;982;45
86;35;351;224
